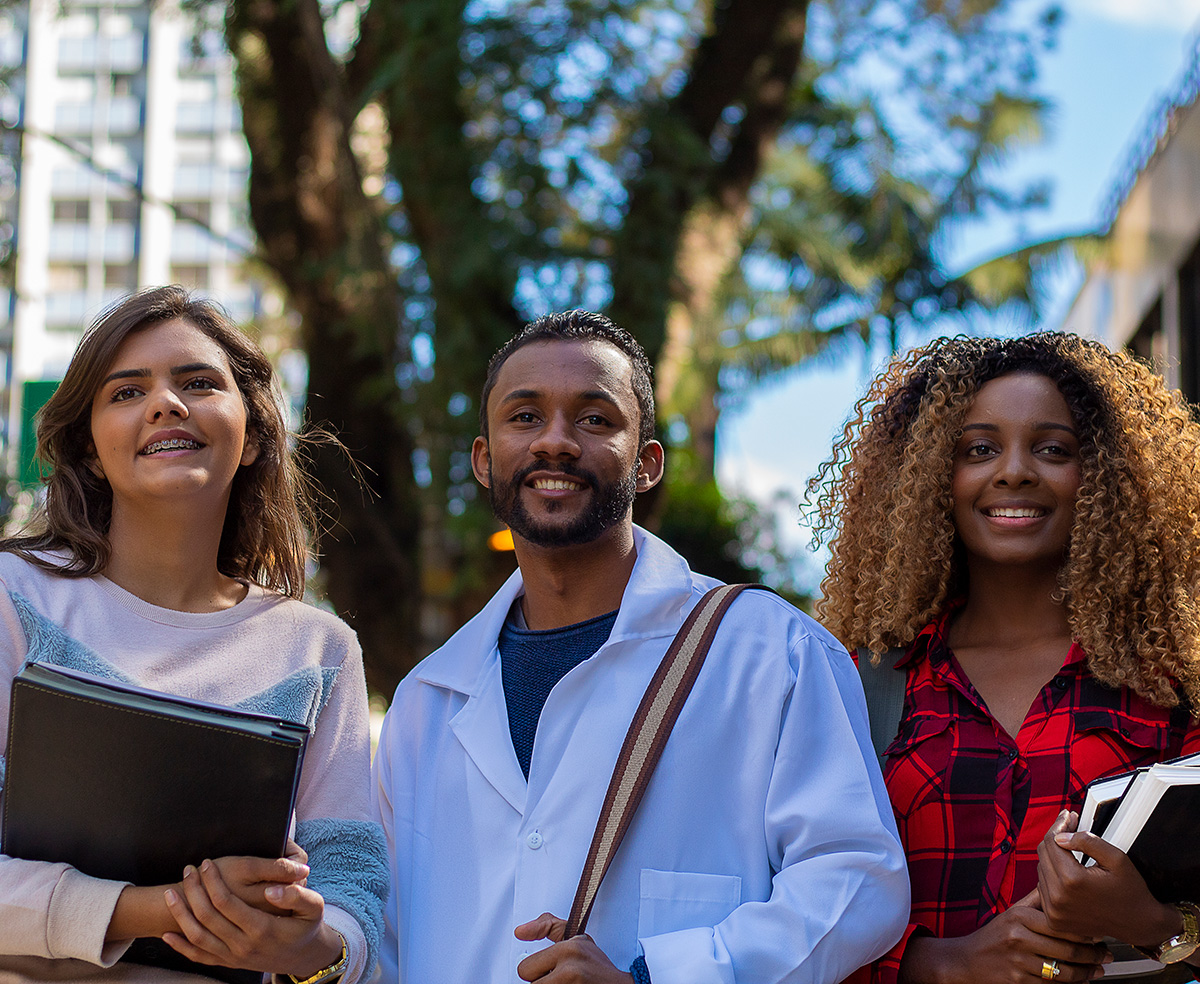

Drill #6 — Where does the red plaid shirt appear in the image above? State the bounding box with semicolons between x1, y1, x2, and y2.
860;609;1200;984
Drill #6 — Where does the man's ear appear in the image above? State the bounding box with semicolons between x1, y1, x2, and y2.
471;436;492;488
635;440;665;492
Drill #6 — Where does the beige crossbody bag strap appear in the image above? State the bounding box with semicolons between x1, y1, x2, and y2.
564;582;771;939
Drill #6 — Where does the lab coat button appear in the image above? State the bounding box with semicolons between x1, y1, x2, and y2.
526;831;544;849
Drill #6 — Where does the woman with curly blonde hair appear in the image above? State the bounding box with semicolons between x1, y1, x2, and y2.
812;333;1200;984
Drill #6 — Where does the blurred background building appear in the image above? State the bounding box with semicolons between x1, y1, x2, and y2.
1065;62;1200;403
0;0;266;482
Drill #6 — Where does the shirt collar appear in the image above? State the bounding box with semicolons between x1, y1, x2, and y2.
897;601;962;670
901;599;1088;672
413;525;711;695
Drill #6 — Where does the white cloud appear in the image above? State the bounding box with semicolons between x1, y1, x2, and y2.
717;458;808;545
1071;0;1200;30
718;456;797;509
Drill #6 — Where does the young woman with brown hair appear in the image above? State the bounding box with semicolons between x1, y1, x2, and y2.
0;286;386;983
813;333;1200;984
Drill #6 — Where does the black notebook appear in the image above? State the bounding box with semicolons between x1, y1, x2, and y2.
3;662;310;984
1079;753;1200;904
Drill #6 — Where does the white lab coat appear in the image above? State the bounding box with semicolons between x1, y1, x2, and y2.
373;527;908;984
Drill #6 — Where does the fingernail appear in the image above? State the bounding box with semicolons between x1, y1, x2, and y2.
183;865;195;878
165;890;178;905
200;860;211;872
266;885;284;901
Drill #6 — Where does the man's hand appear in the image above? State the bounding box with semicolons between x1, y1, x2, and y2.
514;912;633;983
1038;810;1183;948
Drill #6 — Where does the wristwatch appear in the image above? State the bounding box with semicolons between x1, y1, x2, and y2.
287;930;348;984
1150;903;1200;964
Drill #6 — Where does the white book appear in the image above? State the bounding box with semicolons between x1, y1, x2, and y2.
1072;752;1200;975
1099;940;1167;978
1099;763;1200;854
1075;771;1136;862
1078;749;1200;856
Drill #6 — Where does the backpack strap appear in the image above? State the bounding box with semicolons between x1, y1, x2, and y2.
855;646;909;772
565;583;772;939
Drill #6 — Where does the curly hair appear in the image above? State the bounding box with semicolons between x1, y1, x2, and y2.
811;332;1200;709
4;286;314;599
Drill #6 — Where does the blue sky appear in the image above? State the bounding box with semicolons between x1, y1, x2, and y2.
718;0;1200;588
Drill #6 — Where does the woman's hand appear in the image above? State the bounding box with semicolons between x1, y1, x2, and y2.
205;842;311;913
162;858;342;977
899;892;1110;984
1038;810;1183;948
108;883;183;941
107;842;308;943
285;838;309;872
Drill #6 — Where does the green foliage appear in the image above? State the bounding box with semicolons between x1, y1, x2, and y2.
656;462;811;608
331;0;1062;440
714;0;1063;384
961;230;1105;309
210;0;1064;679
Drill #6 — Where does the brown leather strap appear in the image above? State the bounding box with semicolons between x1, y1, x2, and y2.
565;583;770;939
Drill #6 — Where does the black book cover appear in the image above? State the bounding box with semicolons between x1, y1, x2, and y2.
1093;796;1122;835
1124;782;1200;904
3;662;310;984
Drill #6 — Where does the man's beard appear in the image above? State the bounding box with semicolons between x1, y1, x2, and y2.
488;458;639;548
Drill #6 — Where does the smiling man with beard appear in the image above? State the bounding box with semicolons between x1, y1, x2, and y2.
372;311;909;984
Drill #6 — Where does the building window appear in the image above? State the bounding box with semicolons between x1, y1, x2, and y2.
1129;299;1164;371
47;263;87;291
1178;238;1200;408
174;163;214;195
54;101;96;133
57;35;98;72
170;265;209;289
175;200;211;226
104;263;135;289
52;200;90;222
108;198;137;223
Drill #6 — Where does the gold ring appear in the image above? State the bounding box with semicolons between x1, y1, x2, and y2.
1040;960;1061;980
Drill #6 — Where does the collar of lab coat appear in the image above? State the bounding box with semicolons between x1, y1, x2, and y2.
413;524;709;697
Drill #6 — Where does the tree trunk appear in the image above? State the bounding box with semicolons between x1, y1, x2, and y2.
226;0;422;696
368;0;525;639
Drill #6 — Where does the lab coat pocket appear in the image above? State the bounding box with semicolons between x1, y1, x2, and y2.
637;868;742;938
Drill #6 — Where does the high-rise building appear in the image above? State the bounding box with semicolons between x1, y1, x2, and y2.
0;0;266;476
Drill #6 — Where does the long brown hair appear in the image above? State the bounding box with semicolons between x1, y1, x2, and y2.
5;286;313;599
811;332;1200;709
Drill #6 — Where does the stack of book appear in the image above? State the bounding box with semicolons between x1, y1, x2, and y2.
1077;750;1200;902
1077;751;1200;980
